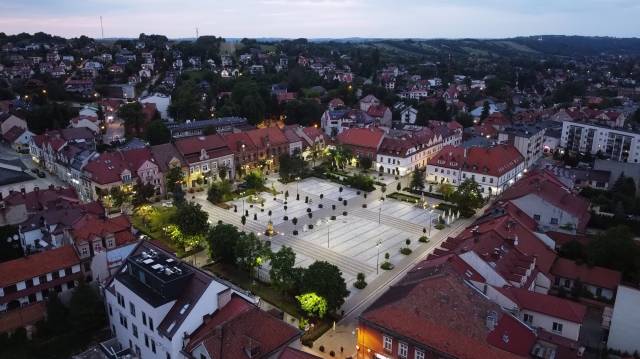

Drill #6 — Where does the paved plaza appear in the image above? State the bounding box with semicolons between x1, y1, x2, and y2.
220;177;452;286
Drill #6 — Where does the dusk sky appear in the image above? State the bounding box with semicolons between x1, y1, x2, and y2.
1;0;639;39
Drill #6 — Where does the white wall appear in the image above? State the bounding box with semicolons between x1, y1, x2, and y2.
459;251;507;288
511;195;579;232
520;310;581;342
608;286;640;354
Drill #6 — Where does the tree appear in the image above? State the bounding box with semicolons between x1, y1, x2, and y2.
109;186;131;207
207;180;232;203
438;183;454;200
302;261;349;313
269;246;296;292
480;101;491;121
26;102;76;134
145;120;171;145
165;166;184;198
587;226;640;282
169;81;201;121
234;232;271;274
279;153;305;181
0;225;22;262
173;201;208;236
118;102;145;136
359;156;372;172
296;293;328;319
244;170;265;190
207;223;241;264
451;179;483;216
410;169;425;191
44;291;68;334
132;182;156;206
559;240;586;261
68;281;105;336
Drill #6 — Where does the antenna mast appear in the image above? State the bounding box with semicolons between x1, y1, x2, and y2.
100;16;104;39
196;27;199;39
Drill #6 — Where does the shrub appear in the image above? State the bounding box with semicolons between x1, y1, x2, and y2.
308;213;313;219
343;200;347;206
330;215;336;220
293;230;298;235
346;173;375;191
318;204;323;208
400;247;412;255
419;236;429;243
330;350;335;357
283;216;288;221
319;345;325;352
354;281;367;289
301;338;313;348
308;224;314;229
362;204;367;208
342;211;348;216
435;223;445;230
381;262;394;270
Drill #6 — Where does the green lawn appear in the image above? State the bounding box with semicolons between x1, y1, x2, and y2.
204;263;303;318
387;192;421;203
131;205;179;252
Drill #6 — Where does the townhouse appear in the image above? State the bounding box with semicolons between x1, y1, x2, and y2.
174;134;235;188
426;144;525;197
375;129;444;176
550;257;621;301
0;245;82;333
82;148;163;201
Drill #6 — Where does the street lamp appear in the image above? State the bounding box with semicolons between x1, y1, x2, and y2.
376;239;382;274
327;221;330;248
427;209;434;236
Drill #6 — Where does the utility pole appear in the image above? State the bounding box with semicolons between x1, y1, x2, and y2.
196;27;199;39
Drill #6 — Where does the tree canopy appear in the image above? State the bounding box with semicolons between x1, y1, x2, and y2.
301;261;349;313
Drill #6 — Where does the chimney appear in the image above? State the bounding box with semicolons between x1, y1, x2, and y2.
49;184;54;190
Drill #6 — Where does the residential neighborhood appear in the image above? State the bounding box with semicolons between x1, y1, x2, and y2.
1;12;640;359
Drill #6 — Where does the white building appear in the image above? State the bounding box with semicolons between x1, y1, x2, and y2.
608;285;640;354
103;241;300;359
426;144;525;197
376;130;444;176
498;124;546;168
561;121;640;163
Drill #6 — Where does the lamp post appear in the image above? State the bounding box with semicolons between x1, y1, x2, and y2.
295;176;301;198
327;221;330;248
376;239;382;274
428;209;434;236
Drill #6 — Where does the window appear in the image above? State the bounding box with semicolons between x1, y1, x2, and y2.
533;214;541;221
151;339;156;353
142;312;147;325
119;314;128;329
550;218;559;225
67;281;75;289
135;346;141;356
166;354;171;359
523;313;533;324
398;342;408;358
144;333;149;347
108;304;113;316
149;317;154;331
129;302;136;317
383;335;392;351
552;322;563;333
415;349;425;359
132;324;138;338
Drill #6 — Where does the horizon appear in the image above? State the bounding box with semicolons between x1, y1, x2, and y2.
1;0;639;39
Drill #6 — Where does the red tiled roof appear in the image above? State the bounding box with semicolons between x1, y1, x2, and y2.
366;104;388;118
361;263;531;359
336;127;385;150
4;187;79;212
497;287;587;323
484;112;511;127
0;302;46;333
71;214;132;245
0;245;80;287
278;348;321;359
186;295;301;358
245;127;289;150
175;134;233;164
551;257;621;290
500;171;591;231
2;126;25;143
486;314;537;357
83;148;155;185
223;132;257;152
429;145;524;178
545;231;589;248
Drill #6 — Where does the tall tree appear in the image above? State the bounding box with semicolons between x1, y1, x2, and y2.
302;261;349;313
118;102;145;136
173;201;208;236
410;169;425;191
234;232;271;275
207;223;241;264
269;246;296;292
145;120;171;145
451;179;484;216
